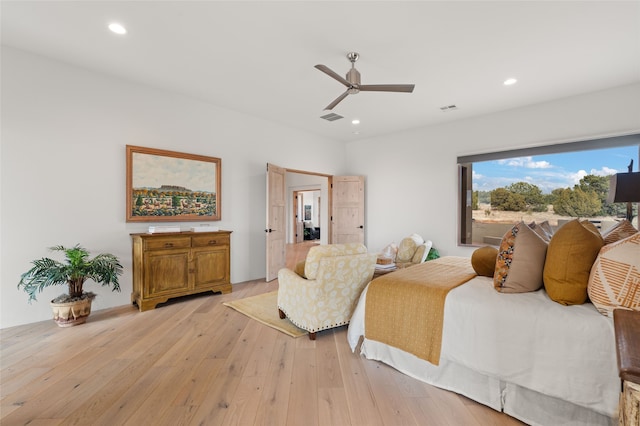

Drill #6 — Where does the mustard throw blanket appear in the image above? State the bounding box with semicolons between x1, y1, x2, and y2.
365;256;476;365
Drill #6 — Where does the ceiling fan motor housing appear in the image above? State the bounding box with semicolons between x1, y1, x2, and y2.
346;68;361;94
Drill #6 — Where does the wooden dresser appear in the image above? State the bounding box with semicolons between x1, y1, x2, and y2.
614;309;640;426
131;231;232;311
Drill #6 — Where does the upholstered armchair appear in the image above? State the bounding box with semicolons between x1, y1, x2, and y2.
277;243;376;340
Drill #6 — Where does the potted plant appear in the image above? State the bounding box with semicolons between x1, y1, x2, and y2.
18;245;123;327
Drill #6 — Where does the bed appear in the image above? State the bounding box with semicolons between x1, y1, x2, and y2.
347;257;619;426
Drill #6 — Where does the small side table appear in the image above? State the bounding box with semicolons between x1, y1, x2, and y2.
373;265;397;280
613;309;640;426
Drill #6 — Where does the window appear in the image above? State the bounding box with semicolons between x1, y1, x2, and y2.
457;134;640;246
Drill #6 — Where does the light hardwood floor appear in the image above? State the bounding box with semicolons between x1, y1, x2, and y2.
1;242;525;426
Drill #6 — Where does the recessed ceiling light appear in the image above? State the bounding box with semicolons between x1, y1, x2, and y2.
108;23;127;35
503;78;518;86
351;119;360;125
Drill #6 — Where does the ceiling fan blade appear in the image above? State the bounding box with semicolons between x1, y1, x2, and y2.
358;84;415;93
324;90;350;110
315;64;351;87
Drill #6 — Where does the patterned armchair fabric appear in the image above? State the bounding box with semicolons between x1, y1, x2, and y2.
277;243;376;339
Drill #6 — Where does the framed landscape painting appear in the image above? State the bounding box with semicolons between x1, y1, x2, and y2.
126;145;221;222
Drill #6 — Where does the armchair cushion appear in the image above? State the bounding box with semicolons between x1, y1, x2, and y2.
294;260;306;278
304;243;368;280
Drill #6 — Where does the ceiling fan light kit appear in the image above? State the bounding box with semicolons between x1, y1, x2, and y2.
315;52;415;110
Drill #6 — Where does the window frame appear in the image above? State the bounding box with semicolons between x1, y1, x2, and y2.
457;133;640;246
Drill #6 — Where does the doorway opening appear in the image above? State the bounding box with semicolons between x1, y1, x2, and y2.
286;170;329;246
293;189;321;243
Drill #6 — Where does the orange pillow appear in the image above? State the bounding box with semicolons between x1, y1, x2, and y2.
543;219;604;305
471;246;498;277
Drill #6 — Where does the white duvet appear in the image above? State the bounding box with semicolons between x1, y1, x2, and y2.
348;276;619;423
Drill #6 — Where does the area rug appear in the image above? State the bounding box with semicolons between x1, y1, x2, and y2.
223;291;307;338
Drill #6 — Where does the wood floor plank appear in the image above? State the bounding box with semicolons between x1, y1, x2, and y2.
406;396;458;426
316;329;345;389
286;347;318;426
45;359;135;425
170;357;226;409
122;361;203;426
221;375;264;426
188;313;263;425
362;358;422;425
334;328;385;426
252;332;296;426
318;386;352;426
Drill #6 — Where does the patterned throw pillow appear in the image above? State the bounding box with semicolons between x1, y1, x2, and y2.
601;219;638;245
543;219;604;305
493;222;548;293
411;240;433;264
396;234;425;263
588;233;640;317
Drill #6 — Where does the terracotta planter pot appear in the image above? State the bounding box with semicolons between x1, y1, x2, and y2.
50;297;93;327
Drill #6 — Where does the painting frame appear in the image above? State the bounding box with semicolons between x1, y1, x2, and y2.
126;145;221;222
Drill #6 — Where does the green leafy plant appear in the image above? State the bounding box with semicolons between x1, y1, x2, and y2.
18;245;123;303
426;247;440;262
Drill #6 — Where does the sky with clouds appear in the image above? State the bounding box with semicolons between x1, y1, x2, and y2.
472;145;638;193
132;153;217;192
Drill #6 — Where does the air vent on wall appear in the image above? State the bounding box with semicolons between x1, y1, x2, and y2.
440;104;458;112
320;113;344;121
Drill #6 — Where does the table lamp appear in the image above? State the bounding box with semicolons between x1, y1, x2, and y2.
607;170;640;223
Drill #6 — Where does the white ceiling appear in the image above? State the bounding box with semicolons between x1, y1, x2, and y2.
2;1;639;142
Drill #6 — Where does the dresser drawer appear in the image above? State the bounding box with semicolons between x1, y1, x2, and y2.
192;234;229;248
144;236;192;251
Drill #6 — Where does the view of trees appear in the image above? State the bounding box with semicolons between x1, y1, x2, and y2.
131;187;216;217
475;174;630;218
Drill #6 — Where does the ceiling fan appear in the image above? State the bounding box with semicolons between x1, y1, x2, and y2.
315;52;415;110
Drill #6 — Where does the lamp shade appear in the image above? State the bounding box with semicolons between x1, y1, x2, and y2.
607;172;640;203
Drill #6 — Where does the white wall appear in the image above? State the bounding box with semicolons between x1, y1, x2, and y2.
0;47;346;328
302;191;320;225
347;83;640;257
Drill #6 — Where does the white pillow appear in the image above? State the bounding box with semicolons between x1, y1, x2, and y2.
412;240;433;264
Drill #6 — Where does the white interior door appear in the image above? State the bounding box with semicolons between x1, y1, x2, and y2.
266;163;286;281
331;176;365;244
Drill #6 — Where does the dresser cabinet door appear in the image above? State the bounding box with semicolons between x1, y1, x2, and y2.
192;247;229;290
143;249;190;297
